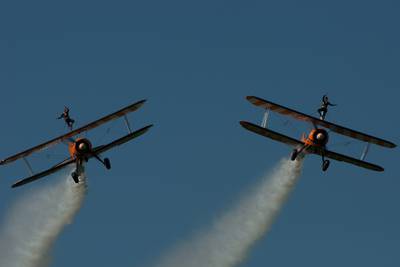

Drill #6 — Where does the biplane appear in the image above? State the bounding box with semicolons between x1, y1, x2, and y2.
240;96;396;172
1;99;153;188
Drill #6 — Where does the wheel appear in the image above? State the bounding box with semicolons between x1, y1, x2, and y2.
71;172;80;183
290;149;298;161
104;158;111;170
322;160;330;172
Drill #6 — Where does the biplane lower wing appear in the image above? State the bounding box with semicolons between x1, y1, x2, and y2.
246;96;396;149
240;121;304;147
306;146;384;172
11;124;153;188
12;158;75;188
240;121;384;172
92;124;153;155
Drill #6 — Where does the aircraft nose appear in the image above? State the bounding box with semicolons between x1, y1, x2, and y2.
78;143;87;150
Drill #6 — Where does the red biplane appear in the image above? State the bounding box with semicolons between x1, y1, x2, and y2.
1;99;153;188
240;96;396;172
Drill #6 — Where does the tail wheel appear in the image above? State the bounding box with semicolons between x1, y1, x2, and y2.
291;149;298;161
104;158;111;170
322;160;330;172
71;172;80;183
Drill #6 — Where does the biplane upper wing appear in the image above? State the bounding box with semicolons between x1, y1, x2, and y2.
240;121;304;147
246;96;396;149
92;124;153;155
306;146;384;172
0;99;147;166
11;158;75;188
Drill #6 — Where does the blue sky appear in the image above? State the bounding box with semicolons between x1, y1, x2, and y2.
0;0;399;266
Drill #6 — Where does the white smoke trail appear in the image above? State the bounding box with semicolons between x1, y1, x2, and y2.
153;158;303;267
0;169;87;267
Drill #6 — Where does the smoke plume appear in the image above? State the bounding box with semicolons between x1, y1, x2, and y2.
153;158;302;267
0;169;87;267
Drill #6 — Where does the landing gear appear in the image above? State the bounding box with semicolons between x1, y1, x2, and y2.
321;150;330;172
93;154;111;170
291;149;298;161
104;158;111;170
291;145;307;161
322;159;330;172
71;172;80;183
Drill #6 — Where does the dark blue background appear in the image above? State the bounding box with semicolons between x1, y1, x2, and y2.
0;1;399;266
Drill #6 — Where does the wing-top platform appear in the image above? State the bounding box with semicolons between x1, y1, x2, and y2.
1;99;147;166
246;96;396;149
240;121;384;172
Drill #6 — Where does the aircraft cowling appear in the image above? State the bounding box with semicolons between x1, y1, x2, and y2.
309;129;329;146
74;138;93;155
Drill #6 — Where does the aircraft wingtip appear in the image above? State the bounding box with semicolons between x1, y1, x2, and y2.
139;124;154;133
239;121;253;128
373;165;385;172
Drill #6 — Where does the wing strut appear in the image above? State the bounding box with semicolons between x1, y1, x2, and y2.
261;109;270;129
360;143;371;161
22;157;34;176
123;115;133;134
